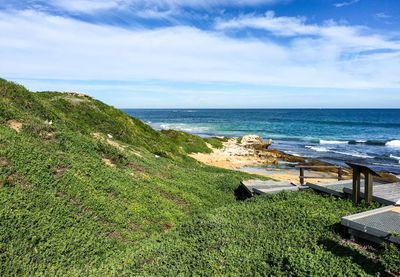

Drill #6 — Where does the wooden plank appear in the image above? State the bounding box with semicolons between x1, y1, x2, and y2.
296;165;340;169
338;167;343;181
306;181;353;198
365;173;373;203
345;162;381;177
240;180;298;196
253;186;299;195
299;176;339;179
300;168;304;185
352;167;361;204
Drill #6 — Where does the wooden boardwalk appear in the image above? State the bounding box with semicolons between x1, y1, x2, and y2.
307;181;399;205
343;183;400;205
241;176;400;245
306;180;354;198
240;180;302;196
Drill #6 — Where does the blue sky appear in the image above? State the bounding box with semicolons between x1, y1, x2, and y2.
0;0;399;108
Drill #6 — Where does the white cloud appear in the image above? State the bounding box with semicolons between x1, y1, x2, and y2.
49;0;120;12
0;9;400;91
334;0;360;8
375;12;391;19
45;0;283;13
215;11;400;51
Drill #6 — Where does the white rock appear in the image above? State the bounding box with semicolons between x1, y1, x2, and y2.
107;134;113;139
155;155;160;158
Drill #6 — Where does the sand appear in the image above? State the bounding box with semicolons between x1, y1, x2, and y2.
190;138;340;185
190;139;276;170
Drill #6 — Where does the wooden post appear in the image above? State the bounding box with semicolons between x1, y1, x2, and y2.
352;168;361;204
338;167;343;181
364;173;373;203
345;162;380;205
299;168;304;185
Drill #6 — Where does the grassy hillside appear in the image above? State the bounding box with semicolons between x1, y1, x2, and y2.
0;79;399;276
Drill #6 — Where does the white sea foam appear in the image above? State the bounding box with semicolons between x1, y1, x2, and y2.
306;145;374;158
320;140;348;145
356;140;367;143
390;154;400;164
286;151;301;157
386;140;400;148
305;146;330;152
159;123;209;133
331;150;374;159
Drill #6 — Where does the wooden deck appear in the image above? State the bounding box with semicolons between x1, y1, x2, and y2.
306;180;353;198
307;180;399;205
343;182;400;205
240;180;303;196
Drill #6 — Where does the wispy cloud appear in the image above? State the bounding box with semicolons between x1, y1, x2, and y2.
215;11;400;51
30;0;284;14
334;0;360;8
375;12;391;19
1;9;399;91
48;0;120;13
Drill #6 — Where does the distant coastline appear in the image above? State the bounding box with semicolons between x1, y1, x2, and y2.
124;109;400;175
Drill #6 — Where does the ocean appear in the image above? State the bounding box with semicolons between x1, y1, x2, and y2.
123;109;400;174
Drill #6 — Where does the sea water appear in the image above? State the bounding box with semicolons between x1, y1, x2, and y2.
124;109;400;174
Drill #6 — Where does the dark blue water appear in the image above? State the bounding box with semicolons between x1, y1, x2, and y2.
123;109;400;174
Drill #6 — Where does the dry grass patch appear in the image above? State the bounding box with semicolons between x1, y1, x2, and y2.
102;157;116;168
0;157;9;167
7;120;23;133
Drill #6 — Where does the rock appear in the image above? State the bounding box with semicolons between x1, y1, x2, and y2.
107;134;113;139
240;135;272;150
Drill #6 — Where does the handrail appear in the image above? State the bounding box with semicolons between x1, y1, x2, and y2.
295;165;340;169
296;164;344;185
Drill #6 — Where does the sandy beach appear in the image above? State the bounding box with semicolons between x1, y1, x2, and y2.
190;136;343;185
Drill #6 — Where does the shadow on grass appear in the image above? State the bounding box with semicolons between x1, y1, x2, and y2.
319;237;386;276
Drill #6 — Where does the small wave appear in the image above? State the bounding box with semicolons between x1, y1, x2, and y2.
356;140;367;143
386;140;400;148
159;123;209;133
305;145;374;159
348;140;386;146
330;150;374;159
305;146;330;152
390;154;400;164
320;140;349;145
286;151;301;157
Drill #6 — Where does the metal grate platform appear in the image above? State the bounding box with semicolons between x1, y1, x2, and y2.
342;206;400;244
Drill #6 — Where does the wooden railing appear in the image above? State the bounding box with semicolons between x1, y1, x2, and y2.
295;165;344;185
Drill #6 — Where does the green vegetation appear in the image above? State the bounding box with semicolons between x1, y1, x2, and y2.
204;137;225;149
161;129;212;154
0;79;399;275
160;129;225;153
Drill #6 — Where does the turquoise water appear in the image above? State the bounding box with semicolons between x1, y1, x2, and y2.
124;109;400;174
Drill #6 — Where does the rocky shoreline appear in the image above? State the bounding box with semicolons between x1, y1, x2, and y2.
190;135;399;184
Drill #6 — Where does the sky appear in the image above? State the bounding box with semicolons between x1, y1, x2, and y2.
0;0;400;108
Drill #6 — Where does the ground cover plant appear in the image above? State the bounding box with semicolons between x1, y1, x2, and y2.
0;79;399;276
